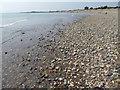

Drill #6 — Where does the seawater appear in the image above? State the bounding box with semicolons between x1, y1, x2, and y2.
1;12;90;43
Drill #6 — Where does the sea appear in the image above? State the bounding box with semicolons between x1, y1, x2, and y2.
0;13;91;43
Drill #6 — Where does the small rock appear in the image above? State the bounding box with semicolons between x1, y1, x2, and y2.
30;67;33;70
59;77;63;81
5;52;7;54
48;79;51;81
22;32;25;34
44;74;49;78
105;12;107;14
81;62;84;66
64;79;67;85
72;67;76;71
51;63;55;69
106;58;111;61
69;83;74;87
53;82;58;86
22;84;28;88
27;58;30;62
107;72;113;76
41;78;45;81
67;70;71;72
74;76;77;78
115;79;120;82
55;66;60;70
91;75;96;79
51;59;54;62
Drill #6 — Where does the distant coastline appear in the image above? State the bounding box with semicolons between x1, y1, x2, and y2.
21;11;50;13
22;6;119;13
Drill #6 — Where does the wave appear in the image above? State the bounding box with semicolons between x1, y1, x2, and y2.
0;19;27;28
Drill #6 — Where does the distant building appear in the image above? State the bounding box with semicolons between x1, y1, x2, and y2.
84;6;89;10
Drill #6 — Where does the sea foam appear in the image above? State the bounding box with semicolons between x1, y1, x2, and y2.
0;19;27;28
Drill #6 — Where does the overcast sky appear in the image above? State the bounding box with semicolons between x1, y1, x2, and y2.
1;0;119;2
0;0;119;13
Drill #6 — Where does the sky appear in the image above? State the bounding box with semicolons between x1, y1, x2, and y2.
0;1;119;13
0;0;119;2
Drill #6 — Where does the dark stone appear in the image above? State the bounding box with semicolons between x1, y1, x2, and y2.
22;64;25;67
105;12;107;14
37;80;41;84
5;52;7;54
53;82;58;86
34;67;37;71
41;78;45;81
22;32;25;34
30;67;33;70
107;73;113;76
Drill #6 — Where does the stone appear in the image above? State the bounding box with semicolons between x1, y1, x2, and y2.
74;76;77;78
107;72;113;76
5;52;7;54
72;67;76;71
115;79;120;82
41;78;45;81
22;84;28;88
81;62;84;66
44;74;49;78
53;82;58;86
27;58;30;62
106;58;111;61
51;60;56;63
64;79;67;85
67;70;71;72
48;79;51;81
22;32;25;34
90;75;96;79
51;63;55;69
59;77;63;81
55;66;59;70
69;83;74;87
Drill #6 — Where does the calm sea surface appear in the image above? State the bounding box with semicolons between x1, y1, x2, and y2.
1;13;91;43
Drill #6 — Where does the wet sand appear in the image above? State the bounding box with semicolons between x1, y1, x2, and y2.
2;9;120;88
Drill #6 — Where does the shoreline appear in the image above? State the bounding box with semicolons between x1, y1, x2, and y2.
2;9;120;88
53;9;118;14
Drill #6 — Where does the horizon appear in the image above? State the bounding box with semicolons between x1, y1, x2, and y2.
0;2;118;13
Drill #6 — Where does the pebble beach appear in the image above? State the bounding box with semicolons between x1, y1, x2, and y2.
2;9;120;88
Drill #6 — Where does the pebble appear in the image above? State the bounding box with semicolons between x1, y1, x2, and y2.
72;67;76;71
21;32;25;34
69;83;74;87
51;63;55;69
64;79;67;85
27;58;31;62
53;82;58;86
59;78;63;81
55;66;60;70
5;52;7;54
44;74;49;78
